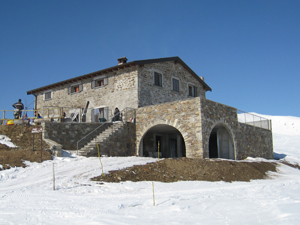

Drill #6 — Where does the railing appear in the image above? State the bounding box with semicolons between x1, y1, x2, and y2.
237;110;272;130
0;109;39;125
76;107;136;154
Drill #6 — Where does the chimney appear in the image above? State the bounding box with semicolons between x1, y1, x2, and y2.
118;57;128;65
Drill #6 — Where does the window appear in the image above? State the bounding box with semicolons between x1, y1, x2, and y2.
96;79;104;87
91;77;108;89
68;83;83;94
188;85;197;97
172;78;179;92
154;72;162;87
44;91;52;100
73;85;79;93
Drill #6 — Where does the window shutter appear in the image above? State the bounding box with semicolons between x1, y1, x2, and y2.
68;87;71;94
104;107;109;120
159;74;162;86
91;80;95;89
104;77;108;86
194;86;197;97
79;84;83;92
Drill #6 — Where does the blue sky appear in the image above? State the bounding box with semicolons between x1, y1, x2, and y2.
1;0;299;117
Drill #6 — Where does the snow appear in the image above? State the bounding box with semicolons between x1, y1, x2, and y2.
0;135;17;148
1;115;300;224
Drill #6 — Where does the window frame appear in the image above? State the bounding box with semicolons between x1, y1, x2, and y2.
153;71;163;87
188;84;198;97
44;91;52;100
68;82;83;94
172;77;180;92
91;75;108;89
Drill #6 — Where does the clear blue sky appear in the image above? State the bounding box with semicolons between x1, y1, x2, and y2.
1;0;299;117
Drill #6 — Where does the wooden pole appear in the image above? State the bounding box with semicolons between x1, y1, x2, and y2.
152;182;155;206
158;142;159;159
40;131;43;163
53;163;55;190
33;133;35;151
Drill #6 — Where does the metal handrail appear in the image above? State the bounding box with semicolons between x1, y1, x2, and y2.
76;107;135;154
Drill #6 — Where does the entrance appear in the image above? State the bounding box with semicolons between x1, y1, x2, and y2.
140;124;185;158
92;107;109;122
209;124;235;159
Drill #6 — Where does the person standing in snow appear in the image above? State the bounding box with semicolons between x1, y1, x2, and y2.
12;99;24;119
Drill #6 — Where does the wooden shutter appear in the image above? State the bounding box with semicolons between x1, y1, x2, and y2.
104;107;109;120
91;80;95;89
68;87;72;94
104;77;108;86
79;84;83;92
194;86;197;97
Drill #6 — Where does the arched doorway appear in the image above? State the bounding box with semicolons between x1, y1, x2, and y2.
209;124;235;159
139;124;186;158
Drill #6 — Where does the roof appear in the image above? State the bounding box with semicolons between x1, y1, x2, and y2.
27;56;212;95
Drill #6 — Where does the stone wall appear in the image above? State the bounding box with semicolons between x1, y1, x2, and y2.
136;97;203;158
200;99;239;158
87;122;136;157
35;66;139;120
236;123;273;159
138;61;206;107
42;122;105;150
200;99;273;159
42;121;136;155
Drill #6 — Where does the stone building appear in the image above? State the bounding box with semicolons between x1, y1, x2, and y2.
27;56;273;159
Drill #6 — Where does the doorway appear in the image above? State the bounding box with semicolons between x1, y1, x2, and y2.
209;124;235;159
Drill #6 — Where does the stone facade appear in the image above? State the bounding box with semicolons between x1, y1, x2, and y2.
136;98;203;158
33;59;208;123
35;67;139;121
138;61;206;107
27;57;273;160
135;97;273;160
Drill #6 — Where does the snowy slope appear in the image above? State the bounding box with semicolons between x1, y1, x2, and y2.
0;115;300;225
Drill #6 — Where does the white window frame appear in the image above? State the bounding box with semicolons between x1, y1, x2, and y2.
153;70;163;87
188;84;198;97
44;90;52;100
172;77;180;92
91;75;108;89
68;82;83;94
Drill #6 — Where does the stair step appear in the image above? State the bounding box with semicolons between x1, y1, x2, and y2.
77;122;125;156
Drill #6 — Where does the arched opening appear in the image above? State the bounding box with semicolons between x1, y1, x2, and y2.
139;124;186;158
209;124;235;159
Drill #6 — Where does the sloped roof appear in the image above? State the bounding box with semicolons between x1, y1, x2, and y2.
27;56;212;95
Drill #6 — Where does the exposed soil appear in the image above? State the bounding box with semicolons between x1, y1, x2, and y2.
0;125;52;169
92;157;278;183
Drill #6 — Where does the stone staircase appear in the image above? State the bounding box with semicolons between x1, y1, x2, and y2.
77;122;124;156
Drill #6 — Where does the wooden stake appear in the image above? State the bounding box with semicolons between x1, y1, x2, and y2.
52;163;55;191
152;182;155;206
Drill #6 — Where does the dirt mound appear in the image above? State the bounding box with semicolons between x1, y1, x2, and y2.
0;125;52;169
92;158;278;183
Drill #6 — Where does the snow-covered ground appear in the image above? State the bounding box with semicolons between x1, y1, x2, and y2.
1;115;300;225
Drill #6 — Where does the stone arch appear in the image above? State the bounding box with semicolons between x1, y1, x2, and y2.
136;120;188;158
208;123;236;159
